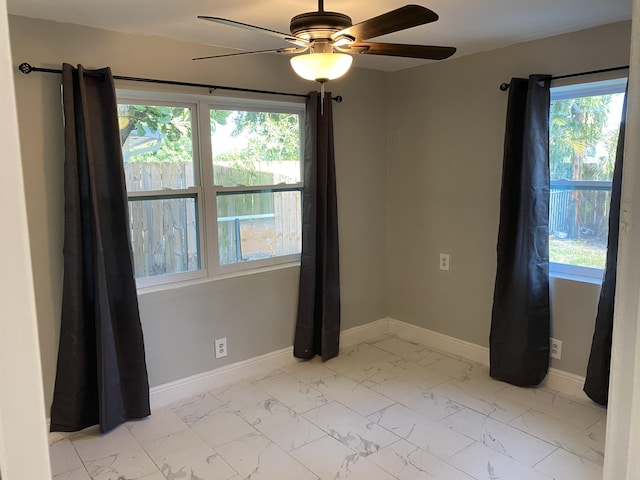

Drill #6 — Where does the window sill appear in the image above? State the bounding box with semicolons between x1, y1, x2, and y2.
549;270;603;285
136;261;301;296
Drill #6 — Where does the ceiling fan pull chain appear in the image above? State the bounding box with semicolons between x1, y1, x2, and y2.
320;82;325;115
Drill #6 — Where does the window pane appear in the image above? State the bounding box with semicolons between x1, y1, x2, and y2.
129;197;200;278
210;109;301;187
548;86;624;272
119;104;195;192
550;92;624;182
217;191;301;265
549;188;611;269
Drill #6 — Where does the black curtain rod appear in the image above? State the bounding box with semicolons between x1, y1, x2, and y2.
17;62;343;103
499;65;629;91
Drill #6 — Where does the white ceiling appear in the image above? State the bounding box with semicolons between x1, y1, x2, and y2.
7;0;633;71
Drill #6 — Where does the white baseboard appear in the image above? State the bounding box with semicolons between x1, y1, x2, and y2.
47;419;64;445
47;420;100;445
47;319;391;443
543;368;588;398
388;318;490;365
149;346;296;409
48;316;588;443
340;318;390;347
150;318;391;409
387;317;586;399
151;316;584;404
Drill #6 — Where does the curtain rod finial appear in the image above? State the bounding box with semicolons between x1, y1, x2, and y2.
500;82;510;91
18;63;34;74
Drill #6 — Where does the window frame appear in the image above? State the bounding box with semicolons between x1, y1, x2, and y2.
548;76;627;283
205;97;305;276
117;89;305;288
119;96;206;288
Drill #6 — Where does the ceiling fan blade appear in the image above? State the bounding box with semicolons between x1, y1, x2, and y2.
193;47;305;61
332;5;438;42
341;42;456;60
198;16;308;46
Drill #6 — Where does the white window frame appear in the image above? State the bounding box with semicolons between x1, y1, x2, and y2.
117;89;305;288
549;77;627;284
206;97;305;275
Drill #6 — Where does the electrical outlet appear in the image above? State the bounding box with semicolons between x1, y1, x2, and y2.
215;337;228;359
439;253;450;271
550;338;562;360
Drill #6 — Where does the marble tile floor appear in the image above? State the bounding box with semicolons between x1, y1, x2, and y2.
49;334;606;480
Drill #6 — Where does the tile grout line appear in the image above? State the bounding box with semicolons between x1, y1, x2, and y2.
531;446;561;469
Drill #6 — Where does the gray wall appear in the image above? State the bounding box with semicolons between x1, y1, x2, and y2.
10;15;632;412
9;15;389;408
386;21;631;376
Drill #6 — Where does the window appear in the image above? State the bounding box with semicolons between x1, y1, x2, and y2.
118;93;304;287
210;105;303;270
548;78;627;282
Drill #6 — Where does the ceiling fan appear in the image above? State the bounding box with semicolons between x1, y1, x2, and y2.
194;1;456;84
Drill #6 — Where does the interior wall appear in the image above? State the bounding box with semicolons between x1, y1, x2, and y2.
0;2;51;478
11;12;633;415
386;21;632;377
604;1;640;475
9;15;390;409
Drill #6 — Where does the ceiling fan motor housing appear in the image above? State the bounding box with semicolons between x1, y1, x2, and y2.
289;11;352;40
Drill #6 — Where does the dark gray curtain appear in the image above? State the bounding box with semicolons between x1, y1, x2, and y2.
490;75;552;386
294;91;341;361
50;64;150;433
583;89;628;406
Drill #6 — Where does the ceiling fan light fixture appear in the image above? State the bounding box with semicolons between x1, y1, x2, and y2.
290;52;353;82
